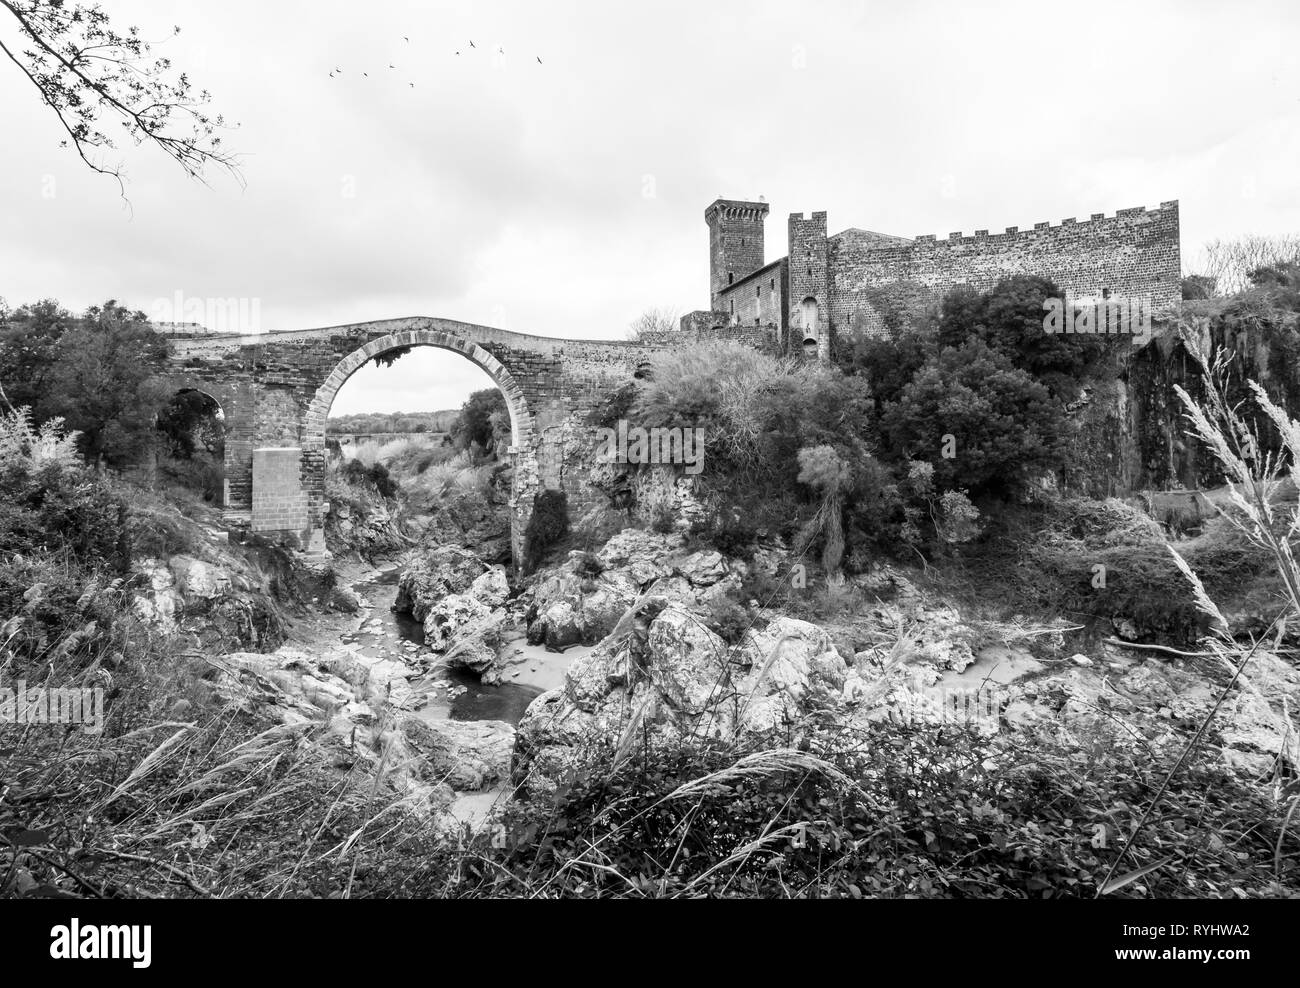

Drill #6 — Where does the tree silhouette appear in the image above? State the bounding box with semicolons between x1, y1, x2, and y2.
0;0;239;195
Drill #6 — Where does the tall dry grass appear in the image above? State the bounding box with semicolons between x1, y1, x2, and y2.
1091;329;1300;895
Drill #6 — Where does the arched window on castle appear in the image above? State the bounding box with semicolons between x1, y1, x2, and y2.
728;273;734;285
801;296;819;338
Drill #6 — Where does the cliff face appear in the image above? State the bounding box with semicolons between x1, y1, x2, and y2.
1067;304;1300;497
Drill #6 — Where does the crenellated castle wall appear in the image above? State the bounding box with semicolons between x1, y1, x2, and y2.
830;201;1181;339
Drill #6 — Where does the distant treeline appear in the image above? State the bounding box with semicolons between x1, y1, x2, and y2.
326;410;459;435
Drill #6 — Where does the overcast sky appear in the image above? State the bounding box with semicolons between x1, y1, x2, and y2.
3;0;1298;415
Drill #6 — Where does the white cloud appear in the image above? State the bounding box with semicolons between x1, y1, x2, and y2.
2;0;1297;411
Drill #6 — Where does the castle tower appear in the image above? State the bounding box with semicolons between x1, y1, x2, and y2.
706;199;770;309
788;211;829;361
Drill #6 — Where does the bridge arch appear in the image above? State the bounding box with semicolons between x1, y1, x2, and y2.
299;329;540;564
303;329;535;447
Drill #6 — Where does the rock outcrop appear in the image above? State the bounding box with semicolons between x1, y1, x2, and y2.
513;603;850;792
394;545;489;623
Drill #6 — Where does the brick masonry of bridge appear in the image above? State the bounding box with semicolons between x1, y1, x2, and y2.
163;317;778;565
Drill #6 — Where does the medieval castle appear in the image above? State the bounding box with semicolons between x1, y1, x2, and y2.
681;196;1182;358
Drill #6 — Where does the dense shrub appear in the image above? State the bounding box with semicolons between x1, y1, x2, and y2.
837;319;937;413
478;720;1292;898
703;595;751;644
452;388;509;452
936;275;1117;398
340;458;399;499
882;339;1066;496
587;382;638;431
573;550;605;578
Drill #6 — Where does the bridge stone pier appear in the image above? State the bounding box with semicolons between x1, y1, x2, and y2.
163;316;767;566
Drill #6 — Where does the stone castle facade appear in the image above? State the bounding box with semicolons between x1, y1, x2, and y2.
683;196;1182;359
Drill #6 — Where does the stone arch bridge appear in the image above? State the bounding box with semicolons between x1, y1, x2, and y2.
163;317;774;563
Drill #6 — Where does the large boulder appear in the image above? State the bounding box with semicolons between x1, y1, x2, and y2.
423;593;494;651
526;562;639;651
596;528;685;586
132;554;281;651
470;567;511;609
673;549;730;587
395;546;488;623
511;606;852;791
399;716;514;790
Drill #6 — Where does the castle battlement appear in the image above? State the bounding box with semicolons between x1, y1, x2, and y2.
705;194;1181;352
910;200;1180;245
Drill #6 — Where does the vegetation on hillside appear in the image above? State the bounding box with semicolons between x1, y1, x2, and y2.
326;410;458;435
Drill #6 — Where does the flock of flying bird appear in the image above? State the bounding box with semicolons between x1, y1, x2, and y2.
328;37;543;86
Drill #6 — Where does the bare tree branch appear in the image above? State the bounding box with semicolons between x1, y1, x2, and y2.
0;0;242;199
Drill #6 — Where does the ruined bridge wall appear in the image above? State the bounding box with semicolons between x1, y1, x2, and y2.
165;318;688;560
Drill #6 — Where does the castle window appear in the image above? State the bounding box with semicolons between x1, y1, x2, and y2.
756;286;761;298
1102;287;1112;299
730;300;735;315
801;296;819;335
770;278;775;291
728;273;734;285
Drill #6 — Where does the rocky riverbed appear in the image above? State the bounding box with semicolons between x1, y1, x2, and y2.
127;507;1300;839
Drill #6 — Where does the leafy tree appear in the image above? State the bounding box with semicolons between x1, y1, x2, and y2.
1182;274;1217;300
0;0;239;194
453;388;508;452
937;275;1114;398
0;298;73;412
156;389;224;459
40;300;171;466
882;338;1066;495
837;319;936;413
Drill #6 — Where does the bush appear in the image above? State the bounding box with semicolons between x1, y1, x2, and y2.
452;389;509;452
0;411;125;567
483;718;1292;898
573;551;605;578
936;275;1116;398
340;458;399;499
690;510;759;559
882;339;1066;497
703;596;750;644
587;382;638;431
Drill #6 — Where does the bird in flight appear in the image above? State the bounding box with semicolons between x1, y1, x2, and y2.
363;71;368;77
403;36;409;42
469;40;476;48
498;47;505;54
536;56;543;64
389;63;395;68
